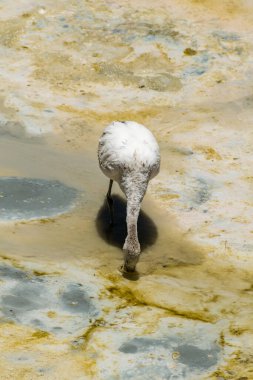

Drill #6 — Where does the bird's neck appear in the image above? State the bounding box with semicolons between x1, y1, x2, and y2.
126;196;141;241
121;171;148;268
121;169;149;203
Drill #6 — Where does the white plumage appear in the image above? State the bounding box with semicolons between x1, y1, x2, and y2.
98;121;160;272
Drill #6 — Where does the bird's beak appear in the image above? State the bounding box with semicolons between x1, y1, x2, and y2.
123;251;140;273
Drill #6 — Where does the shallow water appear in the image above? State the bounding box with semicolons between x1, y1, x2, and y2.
0;0;253;379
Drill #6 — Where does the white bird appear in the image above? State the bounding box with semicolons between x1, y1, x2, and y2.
98;121;160;273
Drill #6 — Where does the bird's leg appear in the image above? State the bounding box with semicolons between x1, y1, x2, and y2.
106;179;114;226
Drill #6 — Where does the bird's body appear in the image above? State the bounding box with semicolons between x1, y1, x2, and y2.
98;121;160;272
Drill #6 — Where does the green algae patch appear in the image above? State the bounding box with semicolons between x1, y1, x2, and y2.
188;0;250;18
71;320;110;378
218;331;226;347
39;218;56;224
47;311;57;318
106;284;147;308
0;322;93;379
104;273;147;308
229;325;249;336
131;283;218;323
56;104;160;125
105;273;216;323
74;318;106;351
210;350;253;380
196;146;222;160
31;330;50;339
159;193;180;201
32;270;61;277
103;256;253;329
184;48;197;56
0;19;24;48
0;253;26;271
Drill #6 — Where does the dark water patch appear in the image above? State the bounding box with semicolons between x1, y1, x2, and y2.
184;177;212;209
119;342;138;353
0;177;77;220
178;343;219;370
194;178;211;205
2;282;47;314
0;263;27;280
213;31;240;41
112;21;179;42
61;283;98;315
119;335;220;378
183;66;207;78
0;263;100;336
30;319;45;328
195;52;211;64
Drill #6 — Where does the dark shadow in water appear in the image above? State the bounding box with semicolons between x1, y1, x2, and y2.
96;195;158;251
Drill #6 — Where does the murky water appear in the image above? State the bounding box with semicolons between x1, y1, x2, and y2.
0;0;253;379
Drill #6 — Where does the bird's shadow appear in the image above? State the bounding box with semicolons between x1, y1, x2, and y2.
95;194;158;251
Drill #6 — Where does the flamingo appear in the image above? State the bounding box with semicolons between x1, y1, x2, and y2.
98;121;160;272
